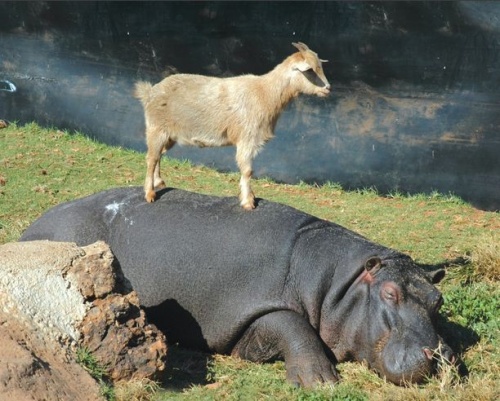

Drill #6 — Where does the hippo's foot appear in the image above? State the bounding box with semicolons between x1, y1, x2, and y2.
232;310;339;388
145;189;156;203
285;353;340;388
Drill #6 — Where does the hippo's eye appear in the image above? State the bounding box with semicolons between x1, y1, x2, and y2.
381;282;399;304
383;288;396;300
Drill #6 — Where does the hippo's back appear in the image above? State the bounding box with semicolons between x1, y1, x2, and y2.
20;187;144;245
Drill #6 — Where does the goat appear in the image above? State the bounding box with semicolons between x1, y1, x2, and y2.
134;42;330;209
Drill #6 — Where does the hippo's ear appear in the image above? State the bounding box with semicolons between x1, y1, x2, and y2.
426;269;446;284
364;257;382;274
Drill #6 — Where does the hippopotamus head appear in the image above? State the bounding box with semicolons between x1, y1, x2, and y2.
320;255;455;385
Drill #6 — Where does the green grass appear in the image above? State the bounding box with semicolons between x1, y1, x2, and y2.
76;347;115;400
1;123;499;401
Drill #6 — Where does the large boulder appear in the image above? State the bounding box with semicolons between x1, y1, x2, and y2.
0;240;168;400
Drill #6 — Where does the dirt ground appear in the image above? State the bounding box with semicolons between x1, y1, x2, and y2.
0;308;103;401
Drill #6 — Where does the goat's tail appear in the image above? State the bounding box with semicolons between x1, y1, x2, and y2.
133;81;153;105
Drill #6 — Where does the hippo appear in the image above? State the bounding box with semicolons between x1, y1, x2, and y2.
20;187;455;387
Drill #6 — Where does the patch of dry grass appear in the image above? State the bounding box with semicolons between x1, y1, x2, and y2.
467;233;500;282
114;379;161;401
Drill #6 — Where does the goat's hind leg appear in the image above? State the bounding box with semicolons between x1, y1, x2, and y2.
144;152;160;203
144;133;173;203
236;146;256;210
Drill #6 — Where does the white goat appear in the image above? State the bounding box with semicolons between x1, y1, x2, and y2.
134;42;330;209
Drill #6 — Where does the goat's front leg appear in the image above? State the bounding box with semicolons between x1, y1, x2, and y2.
153;159;166;189
145;137;176;202
236;145;256;210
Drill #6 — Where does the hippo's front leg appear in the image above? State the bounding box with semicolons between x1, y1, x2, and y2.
231;310;340;387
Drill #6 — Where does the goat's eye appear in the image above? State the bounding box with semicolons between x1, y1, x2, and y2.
383;288;396;300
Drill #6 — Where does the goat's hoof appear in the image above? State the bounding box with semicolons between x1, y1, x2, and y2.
145;191;156;203
241;202;255;211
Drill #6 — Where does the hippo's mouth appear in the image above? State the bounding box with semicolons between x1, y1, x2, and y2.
369;333;436;385
378;337;458;385
377;358;433;385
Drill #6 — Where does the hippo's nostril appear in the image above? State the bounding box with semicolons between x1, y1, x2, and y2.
424;344;457;366
423;347;434;361
438;342;457;365
443;349;457;365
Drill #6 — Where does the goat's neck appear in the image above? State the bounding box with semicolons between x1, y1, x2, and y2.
261;61;299;116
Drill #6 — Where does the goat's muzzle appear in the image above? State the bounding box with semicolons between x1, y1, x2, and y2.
318;84;331;97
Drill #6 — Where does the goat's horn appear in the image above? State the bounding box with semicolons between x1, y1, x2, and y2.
292;42;309;52
320;59;329;63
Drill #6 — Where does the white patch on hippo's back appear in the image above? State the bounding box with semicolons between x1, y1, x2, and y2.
104;202;124;222
104;201;134;225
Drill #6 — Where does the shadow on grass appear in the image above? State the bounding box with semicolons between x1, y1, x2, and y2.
437;315;480;379
145;296;215;391
417;256;474;356
161;344;213;391
417;256;470;272
418;257;480;379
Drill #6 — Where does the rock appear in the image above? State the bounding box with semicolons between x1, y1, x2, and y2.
79;292;167;381
0;241;90;345
0;240;168;400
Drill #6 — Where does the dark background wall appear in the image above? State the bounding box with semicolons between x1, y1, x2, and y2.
1;1;499;210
